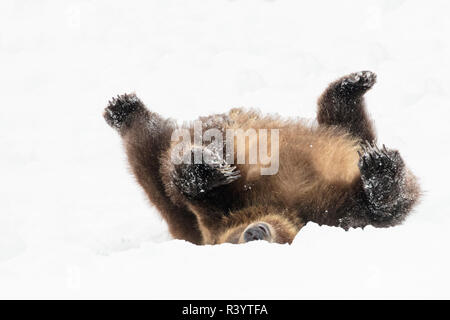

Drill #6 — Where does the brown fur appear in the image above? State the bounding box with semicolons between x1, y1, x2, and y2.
106;96;203;244
159;111;362;244
104;71;421;245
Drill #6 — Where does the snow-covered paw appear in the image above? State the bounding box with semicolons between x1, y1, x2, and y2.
104;93;143;129
216;164;241;185
172;162;241;198
338;71;377;96
346;71;376;87
201;146;241;189
171;147;241;199
358;143;405;221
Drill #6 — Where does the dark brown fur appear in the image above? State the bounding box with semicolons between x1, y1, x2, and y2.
317;71;377;143
104;94;203;244
103;71;421;245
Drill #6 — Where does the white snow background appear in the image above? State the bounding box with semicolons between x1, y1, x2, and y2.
1;0;449;299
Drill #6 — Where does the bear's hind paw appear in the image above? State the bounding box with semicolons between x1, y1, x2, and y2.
104;93;144;129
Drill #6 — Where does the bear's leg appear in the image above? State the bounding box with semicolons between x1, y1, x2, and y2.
104;93;203;244
317;71;377;143
308;144;420;229
348;144;420;227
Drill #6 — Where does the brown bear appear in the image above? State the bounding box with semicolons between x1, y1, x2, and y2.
103;71;421;245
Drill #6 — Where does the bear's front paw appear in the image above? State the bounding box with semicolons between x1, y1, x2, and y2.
171;146;241;199
103;93;144;129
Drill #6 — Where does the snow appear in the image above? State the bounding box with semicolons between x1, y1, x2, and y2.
1;0;449;299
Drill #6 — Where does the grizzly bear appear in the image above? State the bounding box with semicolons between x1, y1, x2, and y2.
103;71;420;245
